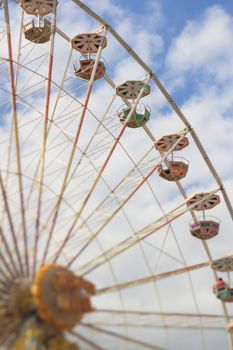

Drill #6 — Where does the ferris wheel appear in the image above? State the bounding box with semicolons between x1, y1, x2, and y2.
0;0;233;349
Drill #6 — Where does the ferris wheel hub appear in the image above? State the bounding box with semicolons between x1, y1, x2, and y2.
32;264;95;331
4;279;34;319
9;317;80;350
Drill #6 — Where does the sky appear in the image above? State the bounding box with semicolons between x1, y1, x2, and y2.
0;0;233;350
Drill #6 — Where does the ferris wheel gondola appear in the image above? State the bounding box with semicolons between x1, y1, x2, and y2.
155;133;189;182
20;0;58;44
187;193;221;240
212;256;233;303
72;32;107;81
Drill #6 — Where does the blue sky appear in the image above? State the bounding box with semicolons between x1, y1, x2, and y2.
103;0;233;25
82;0;233;105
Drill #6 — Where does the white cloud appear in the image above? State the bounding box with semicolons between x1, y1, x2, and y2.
166;5;233;83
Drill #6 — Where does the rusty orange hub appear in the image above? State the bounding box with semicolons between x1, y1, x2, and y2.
32;264;95;331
